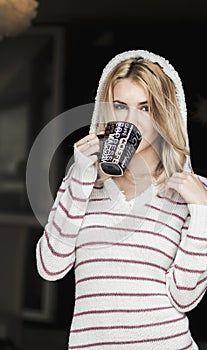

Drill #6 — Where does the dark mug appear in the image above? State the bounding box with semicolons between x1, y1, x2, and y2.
98;121;142;176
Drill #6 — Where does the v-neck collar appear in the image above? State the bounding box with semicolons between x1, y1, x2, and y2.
104;177;158;205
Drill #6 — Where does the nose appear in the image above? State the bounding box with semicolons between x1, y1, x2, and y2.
125;107;139;124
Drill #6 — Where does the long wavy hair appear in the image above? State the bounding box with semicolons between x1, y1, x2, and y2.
97;58;189;184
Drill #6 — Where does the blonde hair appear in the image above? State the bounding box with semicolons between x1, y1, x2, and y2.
97;58;189;184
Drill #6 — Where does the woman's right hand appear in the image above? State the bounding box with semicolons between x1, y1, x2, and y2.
75;134;101;163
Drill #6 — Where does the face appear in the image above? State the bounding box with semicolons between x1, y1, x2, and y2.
112;78;159;154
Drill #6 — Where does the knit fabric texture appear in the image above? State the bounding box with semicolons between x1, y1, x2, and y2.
36;147;207;349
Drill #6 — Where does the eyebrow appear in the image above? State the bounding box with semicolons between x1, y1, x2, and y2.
113;99;148;106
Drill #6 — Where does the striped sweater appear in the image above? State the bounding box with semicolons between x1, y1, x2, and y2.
36;146;207;349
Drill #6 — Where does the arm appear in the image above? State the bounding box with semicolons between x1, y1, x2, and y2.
36;145;98;281
165;174;207;312
166;204;207;312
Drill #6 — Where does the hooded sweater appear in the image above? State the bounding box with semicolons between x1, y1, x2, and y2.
36;50;207;350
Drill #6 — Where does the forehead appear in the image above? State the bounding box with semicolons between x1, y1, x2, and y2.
113;78;148;101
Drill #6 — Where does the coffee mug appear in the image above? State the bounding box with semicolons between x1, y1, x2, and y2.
98;121;142;176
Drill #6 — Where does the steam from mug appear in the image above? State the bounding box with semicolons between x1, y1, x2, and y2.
98;121;142;176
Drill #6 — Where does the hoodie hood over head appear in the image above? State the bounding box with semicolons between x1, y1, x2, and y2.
89;49;193;173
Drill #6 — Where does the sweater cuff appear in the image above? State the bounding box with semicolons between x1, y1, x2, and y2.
73;145;97;180
74;143;94;167
71;145;98;201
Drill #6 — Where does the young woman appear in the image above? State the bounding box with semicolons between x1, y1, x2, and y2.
36;50;207;349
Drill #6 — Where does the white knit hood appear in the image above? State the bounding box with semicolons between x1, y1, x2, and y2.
89;49;193;173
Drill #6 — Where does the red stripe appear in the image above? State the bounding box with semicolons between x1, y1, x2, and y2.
156;193;186;205
145;204;186;222
76;275;165;285
179;245;207;257
75;292;167;300
71;177;95;186
68;186;88;202
39;241;74;276
134;230;179;247
44;230;75;258
168;282;207;309
172;270;207;291
178;341;193;350
187;234;207;242
69;330;188;348
70;314;186;333
81;220;180;236
59;201;84;219
52;219;78;239
73;305;173;317
75;258;167;272
174;263;206;274
58;188;65;193
76;241;174;261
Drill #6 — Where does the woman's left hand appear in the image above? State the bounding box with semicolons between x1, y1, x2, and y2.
165;172;207;205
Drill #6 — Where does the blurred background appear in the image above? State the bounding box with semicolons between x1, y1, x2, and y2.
0;0;207;349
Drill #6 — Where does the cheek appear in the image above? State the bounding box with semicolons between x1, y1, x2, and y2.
138;118;158;144
135;131;158;154
146;128;158;143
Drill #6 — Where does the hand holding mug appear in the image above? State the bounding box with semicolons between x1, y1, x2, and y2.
75;134;101;163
